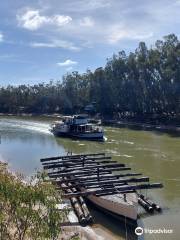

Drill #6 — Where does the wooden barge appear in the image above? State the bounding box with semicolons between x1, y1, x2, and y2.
40;153;163;225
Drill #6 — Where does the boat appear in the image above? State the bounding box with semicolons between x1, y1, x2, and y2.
85;183;138;224
40;153;163;226
50;115;104;141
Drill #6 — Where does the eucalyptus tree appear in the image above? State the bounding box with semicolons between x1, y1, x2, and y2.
0;34;179;121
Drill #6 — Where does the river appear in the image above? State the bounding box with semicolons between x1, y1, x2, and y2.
0;116;179;240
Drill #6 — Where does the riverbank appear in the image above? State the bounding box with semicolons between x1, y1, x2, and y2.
1;113;180;134
102;119;180;133
0;161;106;240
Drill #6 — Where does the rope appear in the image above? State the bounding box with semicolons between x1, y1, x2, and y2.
124;216;128;240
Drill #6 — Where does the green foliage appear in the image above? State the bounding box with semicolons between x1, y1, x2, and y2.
0;163;66;240
0;34;180;120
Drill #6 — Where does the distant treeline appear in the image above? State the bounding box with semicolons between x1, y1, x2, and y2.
0;34;180;121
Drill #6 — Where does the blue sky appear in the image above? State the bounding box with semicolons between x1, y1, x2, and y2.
0;0;180;85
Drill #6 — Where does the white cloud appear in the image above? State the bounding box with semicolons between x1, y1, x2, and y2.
0;33;4;42
108;25;154;43
30;39;80;51
53;15;72;26
57;59;78;67
17;10;48;30
17;9;72;31
80;17;94;27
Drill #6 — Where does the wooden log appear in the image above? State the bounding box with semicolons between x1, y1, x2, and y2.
60;182;125;190
61;163;125;172
40;153;106;162
60;177;149;190
63;183;163;198
78;195;93;223
95;190;135;197
48;166;130;175
48;170;112;179
56;177;149;189
138;197;154;213
65;180;93;223
48;168;112;177
146;199;162;212
86;182;125;189
43;160;119;170
44;162;125;170
76;173;143;182
42;156;112;166
51;173;143;184
81;177;150;186
139;194;162;212
57;186;136;197
60;182;86;224
63;189;135;198
43;159;116;167
47;167;131;180
74;173;142;182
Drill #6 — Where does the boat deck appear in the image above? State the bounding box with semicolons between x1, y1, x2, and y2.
40;153;163;225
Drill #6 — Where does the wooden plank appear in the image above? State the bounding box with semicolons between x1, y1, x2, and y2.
63;183;163;198
48;170;112;178
42;156;112;166
60;182;126;190
79;177;150;186
63;163;126;171
48;167;131;177
44;162;125;170
95;190;135;197
51;173;143;184
84;182;125;189
47;164;128;173
57;177;149;189
57;188;136;197
77;173;142;181
40;153;106;162
43;160;118;169
42;158;114;166
57;176;149;186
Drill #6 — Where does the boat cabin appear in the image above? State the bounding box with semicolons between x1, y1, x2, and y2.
63;115;89;125
70;123;101;133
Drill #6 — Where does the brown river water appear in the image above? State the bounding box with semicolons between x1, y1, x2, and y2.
0;116;179;240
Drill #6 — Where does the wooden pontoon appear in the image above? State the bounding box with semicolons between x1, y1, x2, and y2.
40;153;163;225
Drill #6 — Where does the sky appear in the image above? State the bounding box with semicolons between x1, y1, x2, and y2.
0;0;180;85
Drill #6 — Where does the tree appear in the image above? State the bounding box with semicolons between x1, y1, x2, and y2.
0;34;179;122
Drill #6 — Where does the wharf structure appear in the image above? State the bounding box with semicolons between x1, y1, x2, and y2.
40;153;163;226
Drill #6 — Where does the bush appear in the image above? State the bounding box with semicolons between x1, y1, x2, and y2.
0;163;66;240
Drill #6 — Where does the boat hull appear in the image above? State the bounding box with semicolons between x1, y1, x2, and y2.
52;130;104;141
87;193;138;224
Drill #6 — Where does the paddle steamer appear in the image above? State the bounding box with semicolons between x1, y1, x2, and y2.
51;115;104;140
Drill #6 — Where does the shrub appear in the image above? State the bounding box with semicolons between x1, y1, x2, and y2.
0;163;66;240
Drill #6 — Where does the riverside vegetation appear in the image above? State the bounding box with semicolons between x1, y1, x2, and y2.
0;34;179;124
0;163;67;240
